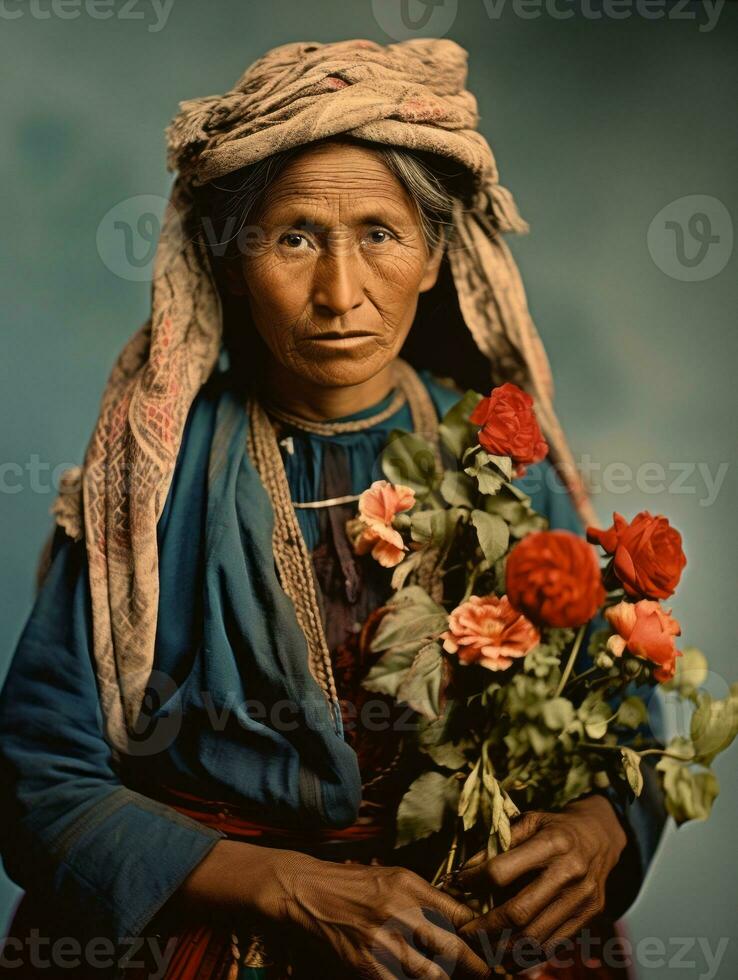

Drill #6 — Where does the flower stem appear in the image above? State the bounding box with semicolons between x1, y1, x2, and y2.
554;623;587;697
578;742;695;763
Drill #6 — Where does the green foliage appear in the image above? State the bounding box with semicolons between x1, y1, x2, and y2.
620;747;644;795
616;697;649;730
483;487;548;538
410;508;465;550
382;431;439;498
463;446;512;496
662;647;709;700
396;642;444;720
470;510;510;564
357;390;735;863
395;771;459;848
439;471;476;508
438;390;483;457
690;690;738;766
657;747;720;824
363;588;447;699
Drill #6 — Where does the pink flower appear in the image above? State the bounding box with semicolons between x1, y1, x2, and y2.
353;480;415;568
442;594;540;672
605;599;682;682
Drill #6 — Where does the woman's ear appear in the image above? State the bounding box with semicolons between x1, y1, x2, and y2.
418;235;445;294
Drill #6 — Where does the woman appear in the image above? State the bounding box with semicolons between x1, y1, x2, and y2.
0;39;665;980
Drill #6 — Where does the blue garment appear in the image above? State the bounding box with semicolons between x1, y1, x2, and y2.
0;370;664;949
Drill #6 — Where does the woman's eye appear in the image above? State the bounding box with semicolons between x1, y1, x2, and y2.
364;228;394;246
279;232;309;249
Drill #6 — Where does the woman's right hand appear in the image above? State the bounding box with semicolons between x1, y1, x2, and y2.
269;849;492;978
179;839;492;979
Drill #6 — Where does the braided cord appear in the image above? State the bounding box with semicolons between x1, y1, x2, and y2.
247;359;444;718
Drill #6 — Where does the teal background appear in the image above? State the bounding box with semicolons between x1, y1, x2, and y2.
1;2;735;977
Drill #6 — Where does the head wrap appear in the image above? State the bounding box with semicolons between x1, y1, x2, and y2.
48;38;597;745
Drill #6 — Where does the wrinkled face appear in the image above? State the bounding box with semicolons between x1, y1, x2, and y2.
228;142;443;388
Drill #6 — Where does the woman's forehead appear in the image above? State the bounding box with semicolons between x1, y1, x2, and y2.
258;143;417;220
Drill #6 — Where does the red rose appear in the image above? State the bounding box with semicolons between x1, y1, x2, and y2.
605;600;682;682
506;530;606;628
586;511;686;600
469;382;549;477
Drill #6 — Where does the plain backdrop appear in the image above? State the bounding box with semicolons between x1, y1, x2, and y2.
1;2;736;977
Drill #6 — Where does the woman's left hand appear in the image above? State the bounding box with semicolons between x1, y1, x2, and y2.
454;794;627;966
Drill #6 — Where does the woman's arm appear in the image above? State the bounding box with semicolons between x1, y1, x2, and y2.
1;531;490;978
0;531;224;944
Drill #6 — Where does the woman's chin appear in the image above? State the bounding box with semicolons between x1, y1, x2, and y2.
291;341;397;389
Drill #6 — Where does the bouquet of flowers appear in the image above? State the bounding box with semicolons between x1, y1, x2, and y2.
348;383;738;883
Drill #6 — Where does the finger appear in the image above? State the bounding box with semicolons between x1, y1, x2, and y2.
539;913;596;964
463;885;585;960
378;940;452;980
414;881;477;932
456;815;544;881
527;884;602;952
376;913;459;980
420;906;492;980
466;862;579;937
456;833;556;893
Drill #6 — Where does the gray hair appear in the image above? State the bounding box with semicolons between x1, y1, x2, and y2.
194;137;471;264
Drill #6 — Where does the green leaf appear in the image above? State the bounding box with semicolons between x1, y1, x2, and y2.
583;702;612;740
526;724;555;756
362;645;419;699
382;431;439;499
424;740;469;770
370;587;447;653
563;762;593;803
662;647;709;699
390;549;424;592
541;697;575;731
616;697;649;730
396;642;444;720
690;691;738;766
458;760;481;831
440;471;476;509
410;508;463;550
587;627;612;659
471;510;510;564
657;763;719;824
621;747;644;795
395;772;455;848
438;390;483;457
463;448;512;496
483;487;547;537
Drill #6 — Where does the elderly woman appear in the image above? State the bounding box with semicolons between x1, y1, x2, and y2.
0;39;665;980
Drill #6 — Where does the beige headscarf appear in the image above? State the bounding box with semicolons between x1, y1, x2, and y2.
47;38;597;748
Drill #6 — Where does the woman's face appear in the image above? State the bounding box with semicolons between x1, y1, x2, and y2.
227;142;443;389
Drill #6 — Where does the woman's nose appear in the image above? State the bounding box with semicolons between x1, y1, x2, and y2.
311;249;365;317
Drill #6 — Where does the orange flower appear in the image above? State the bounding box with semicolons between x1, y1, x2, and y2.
469;382;549;477
506;530;606;628
605;599;682;682
353;480;416;568
587;511;686;600
442;594;540;671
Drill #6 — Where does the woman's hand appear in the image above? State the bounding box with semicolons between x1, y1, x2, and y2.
271;853;492;979
179;839;491;978
454;795;627;969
